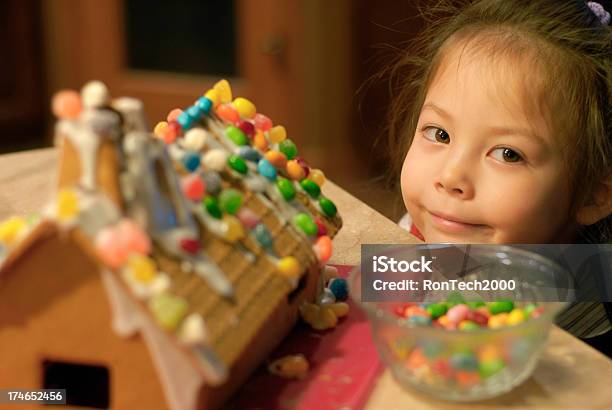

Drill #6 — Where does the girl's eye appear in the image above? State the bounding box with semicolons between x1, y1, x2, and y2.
423;127;450;144
490;147;523;163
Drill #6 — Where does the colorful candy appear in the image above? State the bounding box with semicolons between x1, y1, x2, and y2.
57;189;79;220
276;178;296;201
253;130;269;151
127;254;157;284
218;189;243;215
154;121;168;139
319;198;337;217
204;89;220;106
222;214;245;242
225;125;248;146
253;224;273;249
195;97;212;115
213;79;232;103
293;213;317;236
309;169;326;187
238;146;261;162
203;196;222;219
265;150;287;169
0;217;26;246
300;179;320;198
268;125;286;143
286;160;307;180
183;128;207;152
254;113;273;131
52;90;82;119
227;154;248;174
181;174;205;201
237;208;260;229
232;97;256;119
313;235;332;263
268;354;309;379
328;277;348;301
217;104;240;123
149;293;189;331
279;139;298;160
182;151;201;172
277;256;301;281
202;149;228;171
257;158;277;181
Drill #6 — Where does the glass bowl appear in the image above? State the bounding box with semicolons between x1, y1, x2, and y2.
350;245;569;401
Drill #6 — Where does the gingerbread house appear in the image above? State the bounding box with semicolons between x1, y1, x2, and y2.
0;80;342;409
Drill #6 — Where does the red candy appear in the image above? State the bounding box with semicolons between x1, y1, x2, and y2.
254;113;273;131
295;157;310;177
315;218;327;237
237;119;255;137
164;121;181;144
180;237;200;254
181;174;205;201
466;310;489;327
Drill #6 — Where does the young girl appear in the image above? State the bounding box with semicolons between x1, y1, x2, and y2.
385;0;611;349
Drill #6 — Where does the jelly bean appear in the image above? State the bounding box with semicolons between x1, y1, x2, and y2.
315;306;339;330
488;299;514;314
404;305;429;318
203;196;222;219
204;89;220;106
179;237;200;255
177;110;194;130
52;90;82;119
478;344;502;362
450;351;478;371
257;158;277;181
319;198;337;217
128;254;157;284
317;287;336;305
507;308;527;326
466;310;489;326
328;277;348;301
315;218;327;237
458;320;480;331
466;300;486;309
182;151;201;172
446;291;465;307
265;150;288;169
237;208;260;229
81;80;109;108
408;315;432;326
253;129;269;151
238;146;261;162
295;157;310;177
286;160;307;180
279;139;298;160
117;219;151;255
216;104;240;123
276;178;296;201
95;227;128;268
277;256;301;280
232;97;256;118
329;302;349;318
227;154;248;174
314;235;332;263
218;189;243;215
149;294;189;330
446;304;469;324
181;174;205;201
163;121;181;144
201;171;220;195
300;303;320;324
487;312;509;329
268;354;309;379
213;79;232;103
186;105;203;122
268;125;287;143
478;358;506;379
202;149;228;171
309;169;326;187
293;213;317;236
253;224;273;249
222;214;245;242
225;125;248;146
236;119;255;138
455;371;480;387
195;96;213;114
437;315;456;330
183;128;207;152
426;303;447;319
154;121;168;139
254;113;273;131
57;189;79;220
300;178;321;198
167;108;183;122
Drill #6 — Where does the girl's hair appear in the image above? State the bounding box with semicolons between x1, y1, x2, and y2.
382;0;611;242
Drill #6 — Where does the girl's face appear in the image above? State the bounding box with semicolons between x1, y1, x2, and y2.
401;46;575;243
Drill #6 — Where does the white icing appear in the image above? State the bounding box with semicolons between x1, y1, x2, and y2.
179;313;209;346
202;149;227;171
81;80;110;108
193;259;234;298
182;128;208;152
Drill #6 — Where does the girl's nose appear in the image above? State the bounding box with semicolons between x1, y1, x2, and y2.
435;159;475;200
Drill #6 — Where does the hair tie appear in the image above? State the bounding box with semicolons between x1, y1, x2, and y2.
587;1;611;25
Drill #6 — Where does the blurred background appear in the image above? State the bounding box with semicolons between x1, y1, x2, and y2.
0;0;424;223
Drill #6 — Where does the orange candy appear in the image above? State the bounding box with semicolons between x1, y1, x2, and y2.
52;90;82;119
253;129;269;151
286;160;306;180
406;348;427;369
404;305;429;318
167;108;183;123
154;121;168;139
216;104;240;124
265;150;287;169
313;235;332;263
455;371;480;387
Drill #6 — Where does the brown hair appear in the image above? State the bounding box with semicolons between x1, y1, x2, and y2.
382;0;611;242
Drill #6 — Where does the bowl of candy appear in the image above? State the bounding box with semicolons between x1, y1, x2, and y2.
350;245;570;401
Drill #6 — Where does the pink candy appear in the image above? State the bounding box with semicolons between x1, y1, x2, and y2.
254;113;273;131
95;219;151;269
181;174;205;201
237;208;260;229
117;219;151;255
446;304;470;324
167;108;183;123
52;90;82;119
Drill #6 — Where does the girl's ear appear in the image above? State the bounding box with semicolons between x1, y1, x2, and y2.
576;173;612;226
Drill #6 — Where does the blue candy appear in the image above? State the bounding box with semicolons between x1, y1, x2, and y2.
450;352;479;371
182;152;201;172
238;146;261;162
195;97;213;114
328;278;348;301
253;224;273;249
257;158;277;181
186;105;203;121
177;111;194;130
407;315;432;326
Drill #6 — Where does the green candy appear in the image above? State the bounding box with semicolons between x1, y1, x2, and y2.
149;294;188;330
276;178;296;201
218;189;243;215
300;178;321;198
446;291;465;307
459;320;480;331
488;299;514;315
279;139;298;160
466;300;486;309
426;303;447;319
203;196;222;219
319;197;337;217
293;213;317;236
225;125;248;146
524;303;537;317
228;154;248;174
478;358;506;379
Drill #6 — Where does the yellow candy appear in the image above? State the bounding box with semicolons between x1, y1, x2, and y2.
0;216;26;245
277;256;301;280
487;312;509;329
268;354;309;379
268;125;287;143
437;314;451;328
316;306;338;329
329;302;349;318
232;97;256;119
213;79;232;103
300;303;320;324
128;254;157;283
222;214;245;243
57;189;79;220
507;308;526;326
286;160;306;180
478;344;502;362
309;169;326;187
154;121;168;138
204;89;220;106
